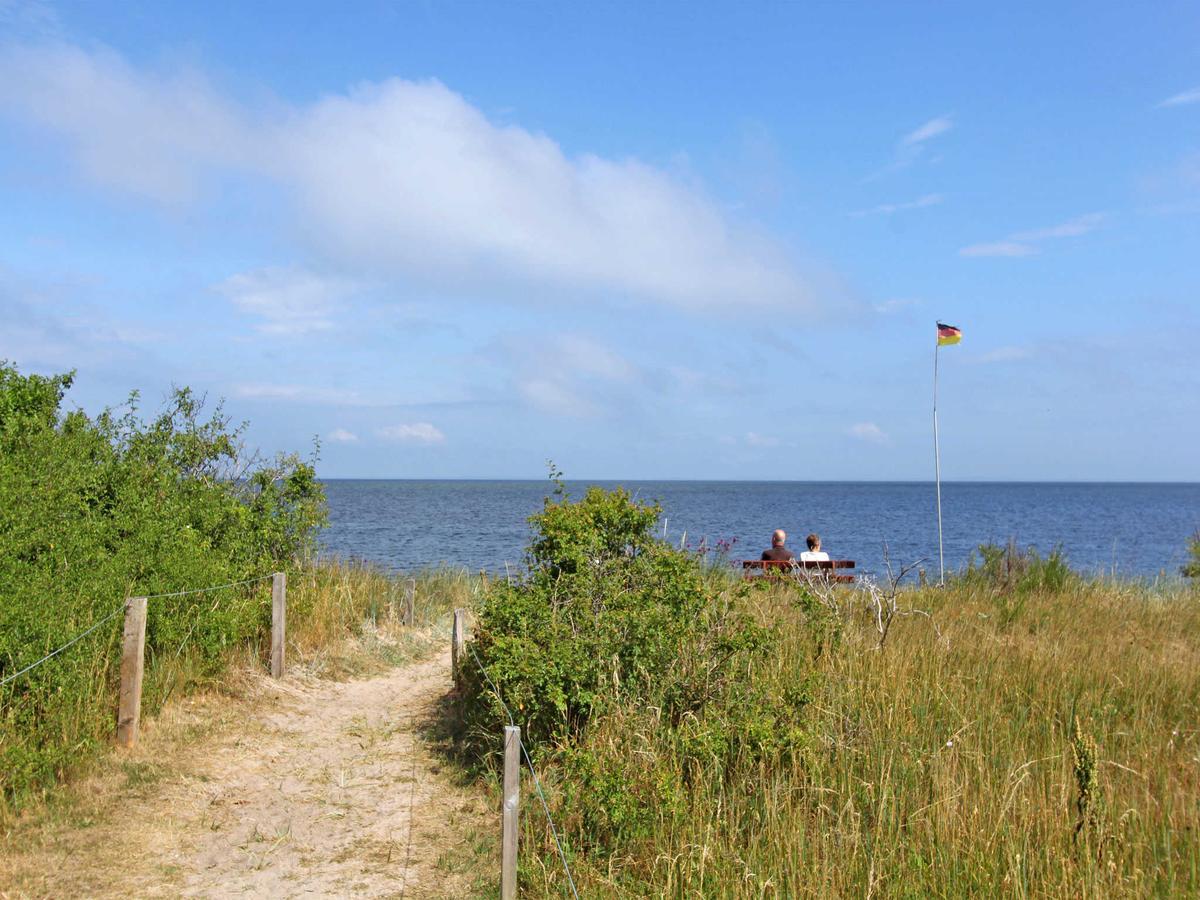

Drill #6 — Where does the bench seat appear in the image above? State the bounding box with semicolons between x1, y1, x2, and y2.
741;558;856;583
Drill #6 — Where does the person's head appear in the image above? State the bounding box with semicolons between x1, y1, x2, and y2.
772;529;787;547
806;533;821;551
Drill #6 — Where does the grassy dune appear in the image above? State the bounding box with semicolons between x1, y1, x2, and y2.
8;514;1196;898
524;576;1200;897
0;560;478;825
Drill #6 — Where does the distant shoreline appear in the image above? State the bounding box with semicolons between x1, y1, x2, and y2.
316;476;1200;486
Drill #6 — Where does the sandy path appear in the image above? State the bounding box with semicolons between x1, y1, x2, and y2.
2;649;492;899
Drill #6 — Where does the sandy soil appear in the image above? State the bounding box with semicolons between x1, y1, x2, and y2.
1;649;492;899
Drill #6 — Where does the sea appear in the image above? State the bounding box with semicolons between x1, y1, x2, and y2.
319;481;1200;581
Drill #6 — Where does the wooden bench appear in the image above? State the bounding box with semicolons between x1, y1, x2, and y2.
741;559;856;584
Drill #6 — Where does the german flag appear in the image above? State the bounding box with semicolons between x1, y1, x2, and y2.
937;322;962;346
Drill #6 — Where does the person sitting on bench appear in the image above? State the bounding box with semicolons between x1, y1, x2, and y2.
761;529;795;562
799;533;830;562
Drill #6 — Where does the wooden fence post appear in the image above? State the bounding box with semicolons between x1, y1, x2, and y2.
405;578;416;627
116;596;148;748
502;724;520;900
271;572;286;679
452;608;465;686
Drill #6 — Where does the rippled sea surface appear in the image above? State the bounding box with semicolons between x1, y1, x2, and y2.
320;480;1200;580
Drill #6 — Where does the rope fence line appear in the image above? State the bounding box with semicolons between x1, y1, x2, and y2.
464;634;580;899
466;637;515;726
0;573;277;692
520;740;581;900
143;573;275;601
0;602;126;689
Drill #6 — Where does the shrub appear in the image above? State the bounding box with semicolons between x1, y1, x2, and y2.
0;362;325;808
458;484;820;860
462;486;761;751
964;539;1076;594
1182;532;1200;579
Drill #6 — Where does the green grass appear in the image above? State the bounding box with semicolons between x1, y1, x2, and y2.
519;575;1200;897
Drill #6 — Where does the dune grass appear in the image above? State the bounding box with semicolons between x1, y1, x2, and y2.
0;559;479;826
9;539;1196;897
521;575;1200;897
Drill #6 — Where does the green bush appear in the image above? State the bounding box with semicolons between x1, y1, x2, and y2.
0;362;325;808
964;539;1077;594
461;487;767;750
459;484;818;859
1182;532;1200;579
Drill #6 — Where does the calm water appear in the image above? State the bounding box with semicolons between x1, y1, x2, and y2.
319;481;1200;580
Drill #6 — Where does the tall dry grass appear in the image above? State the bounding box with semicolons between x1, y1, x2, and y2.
525;576;1200;897
1;559;480;824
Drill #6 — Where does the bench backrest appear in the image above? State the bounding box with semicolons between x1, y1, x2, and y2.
742;559;855;570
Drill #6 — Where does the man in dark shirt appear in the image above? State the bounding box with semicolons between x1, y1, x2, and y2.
761;529;795;562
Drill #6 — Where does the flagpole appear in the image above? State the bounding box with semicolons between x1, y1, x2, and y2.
933;334;945;585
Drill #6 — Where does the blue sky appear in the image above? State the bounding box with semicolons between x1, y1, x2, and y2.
1;0;1198;480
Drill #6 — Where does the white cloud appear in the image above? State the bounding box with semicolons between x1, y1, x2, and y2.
218;267;353;335
0;41;823;314
1157;86;1200;108
851;193;943;217
1009;213;1107;242
0;43;251;202
377;422;446;444
866;115;953;180
848;422;889;444
900;116;954;148
959;213;1107;258
327;428;359;443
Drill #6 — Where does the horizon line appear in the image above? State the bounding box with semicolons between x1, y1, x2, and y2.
314;476;1200;485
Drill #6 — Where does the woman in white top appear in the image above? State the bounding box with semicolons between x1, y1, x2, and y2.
799;533;830;562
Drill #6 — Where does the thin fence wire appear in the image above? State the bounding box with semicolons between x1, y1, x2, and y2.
0;602;125;689
464;637;579;899
0;574;273;691
157;595;225;707
520;737;581;900
144;573;274;601
466;638;515;726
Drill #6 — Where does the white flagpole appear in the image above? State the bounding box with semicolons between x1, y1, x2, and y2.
933;332;945;585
